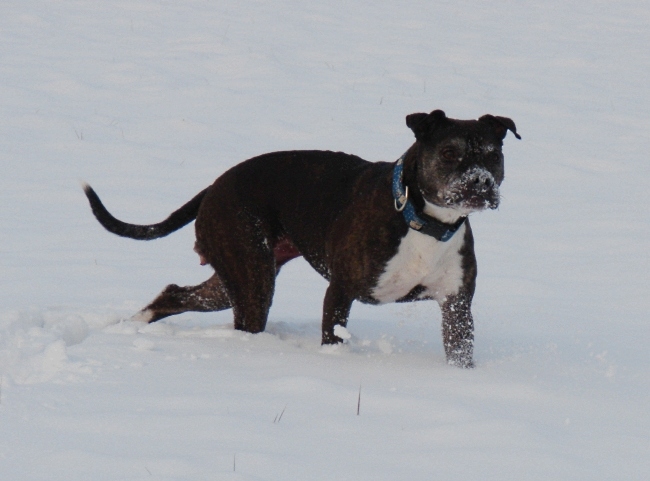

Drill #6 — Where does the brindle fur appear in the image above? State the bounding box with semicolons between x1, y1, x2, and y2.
84;110;519;368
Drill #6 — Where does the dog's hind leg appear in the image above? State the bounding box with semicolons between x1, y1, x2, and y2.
192;178;282;334
133;274;231;323
212;237;277;335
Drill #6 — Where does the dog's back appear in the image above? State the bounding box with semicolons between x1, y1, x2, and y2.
196;151;395;274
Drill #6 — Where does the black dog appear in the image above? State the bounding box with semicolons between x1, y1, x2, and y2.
84;109;519;368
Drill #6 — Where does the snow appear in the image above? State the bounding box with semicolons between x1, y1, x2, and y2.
1;0;649;479
333;324;351;340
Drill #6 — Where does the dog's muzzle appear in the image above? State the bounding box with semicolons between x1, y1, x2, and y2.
441;168;500;210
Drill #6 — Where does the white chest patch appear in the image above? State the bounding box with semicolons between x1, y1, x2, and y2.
371;224;466;304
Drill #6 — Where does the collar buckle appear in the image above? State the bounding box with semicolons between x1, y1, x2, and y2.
394;186;408;212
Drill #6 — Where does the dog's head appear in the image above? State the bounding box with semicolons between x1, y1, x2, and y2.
405;110;520;214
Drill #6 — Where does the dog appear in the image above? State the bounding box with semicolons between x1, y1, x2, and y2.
83;109;520;368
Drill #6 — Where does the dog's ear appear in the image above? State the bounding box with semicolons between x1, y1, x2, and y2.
479;114;521;140
406;109;448;140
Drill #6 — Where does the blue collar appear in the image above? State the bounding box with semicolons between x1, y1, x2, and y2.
392;153;466;242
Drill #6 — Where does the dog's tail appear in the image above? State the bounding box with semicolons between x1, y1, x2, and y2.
82;183;208;240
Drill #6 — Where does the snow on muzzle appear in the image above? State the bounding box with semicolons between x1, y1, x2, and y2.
441;168;500;210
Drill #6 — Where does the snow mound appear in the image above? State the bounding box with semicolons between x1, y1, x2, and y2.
0;310;94;384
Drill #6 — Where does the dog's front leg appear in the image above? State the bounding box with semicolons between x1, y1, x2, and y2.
440;291;475;368
321;282;354;344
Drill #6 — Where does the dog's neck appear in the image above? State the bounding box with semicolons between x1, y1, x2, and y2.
422;200;471;224
392;152;466;242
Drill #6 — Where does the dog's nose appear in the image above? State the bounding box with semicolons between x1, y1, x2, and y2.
469;171;493;190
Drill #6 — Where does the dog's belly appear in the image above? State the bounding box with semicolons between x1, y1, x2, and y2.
371;224;466;304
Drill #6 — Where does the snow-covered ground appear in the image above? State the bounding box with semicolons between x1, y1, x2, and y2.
1;1;648;479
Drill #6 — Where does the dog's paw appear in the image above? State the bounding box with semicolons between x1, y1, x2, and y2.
321;324;351;345
131;309;154;323
447;356;475;369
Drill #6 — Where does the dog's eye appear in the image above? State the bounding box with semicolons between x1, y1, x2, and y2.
488;151;501;162
440;148;458;162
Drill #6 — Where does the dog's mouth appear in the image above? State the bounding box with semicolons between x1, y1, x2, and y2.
439;168;500;211
446;193;500;210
